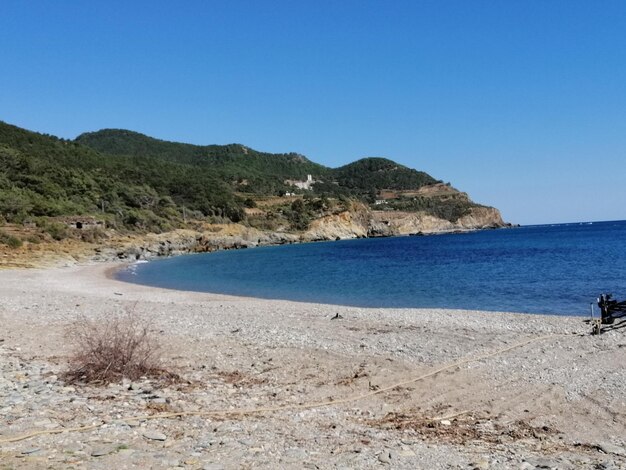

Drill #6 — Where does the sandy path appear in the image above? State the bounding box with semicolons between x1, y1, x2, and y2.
0;263;625;469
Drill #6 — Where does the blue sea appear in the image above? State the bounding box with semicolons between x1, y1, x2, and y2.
117;220;626;316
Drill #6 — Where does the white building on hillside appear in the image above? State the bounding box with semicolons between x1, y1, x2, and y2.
285;174;314;190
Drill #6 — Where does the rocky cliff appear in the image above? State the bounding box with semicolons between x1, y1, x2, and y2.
1;203;508;267
301;204;370;241
95;203;506;262
367;206;505;237
301;204;505;241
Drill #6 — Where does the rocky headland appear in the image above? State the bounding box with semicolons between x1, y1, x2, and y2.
0;202;508;268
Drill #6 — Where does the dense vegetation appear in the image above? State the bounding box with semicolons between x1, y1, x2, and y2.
330;158;439;199
382;194;483;222
0;122;241;232
76;129;329;196
0;120;488;243
76;130;441;199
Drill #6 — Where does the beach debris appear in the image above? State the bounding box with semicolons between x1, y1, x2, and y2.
377;450;393;464
598;293;626;324
331;313;343;320
21;447;41;455
336;363;369;385
62;310;178;385
591;293;626;334
470;459;489;469
91;446;115;457
597;443;626;457
143;430;167;441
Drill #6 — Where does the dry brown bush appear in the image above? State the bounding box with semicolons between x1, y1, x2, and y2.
63;309;175;385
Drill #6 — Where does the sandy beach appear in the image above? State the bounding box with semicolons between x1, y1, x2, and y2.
1;263;625;469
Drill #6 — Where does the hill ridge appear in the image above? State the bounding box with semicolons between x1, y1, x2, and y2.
0;120;505;247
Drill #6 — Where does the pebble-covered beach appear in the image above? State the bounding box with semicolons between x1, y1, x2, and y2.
1;264;625;469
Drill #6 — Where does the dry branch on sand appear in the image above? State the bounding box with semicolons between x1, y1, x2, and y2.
63;309;176;385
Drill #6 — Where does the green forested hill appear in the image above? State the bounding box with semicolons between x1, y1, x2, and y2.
76;129;440;197
0;120;489;238
76;129;330;194
333;158;439;196
0;121;242;231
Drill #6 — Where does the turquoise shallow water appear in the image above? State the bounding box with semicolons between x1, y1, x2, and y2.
117;220;626;315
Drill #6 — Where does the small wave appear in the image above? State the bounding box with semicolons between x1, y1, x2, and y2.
125;259;149;275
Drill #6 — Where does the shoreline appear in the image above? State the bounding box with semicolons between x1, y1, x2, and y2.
0;221;512;272
103;262;126;281
110;239;593;318
112;257;588;318
1;263;625;469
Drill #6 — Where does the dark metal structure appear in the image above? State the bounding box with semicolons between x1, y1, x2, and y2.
597;293;626;325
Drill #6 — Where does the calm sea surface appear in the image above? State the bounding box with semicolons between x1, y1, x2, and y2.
117;220;626;315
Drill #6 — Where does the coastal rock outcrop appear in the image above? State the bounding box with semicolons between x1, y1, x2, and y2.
301;201;506;242
455;206;505;229
368;212;455;237
92;204;507;263
302;210;369;241
367;206;505;237
94;226;301;262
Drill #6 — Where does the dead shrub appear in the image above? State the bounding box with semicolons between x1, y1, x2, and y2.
63;309;173;385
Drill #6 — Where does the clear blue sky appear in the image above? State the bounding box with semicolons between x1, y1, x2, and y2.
1;1;625;225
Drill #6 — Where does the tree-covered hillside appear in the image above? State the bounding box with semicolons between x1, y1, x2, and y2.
0;120;493;242
0;121;242;232
331;158;439;197
76;129;330;195
76;130;441;199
